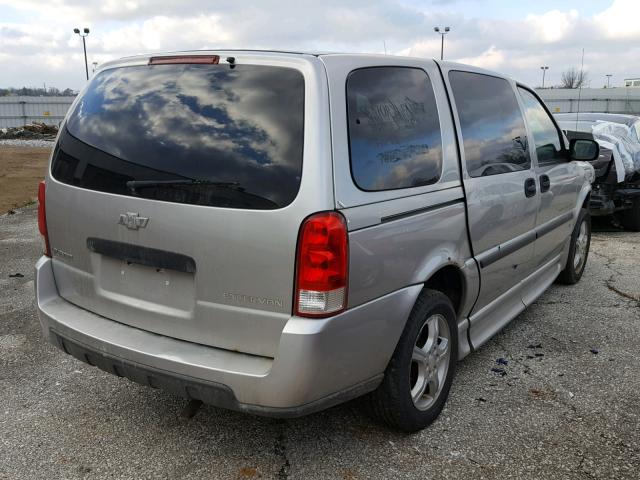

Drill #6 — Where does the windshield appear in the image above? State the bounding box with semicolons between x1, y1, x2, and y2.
52;63;305;209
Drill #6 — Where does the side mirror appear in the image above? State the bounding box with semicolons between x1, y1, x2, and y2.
569;138;599;161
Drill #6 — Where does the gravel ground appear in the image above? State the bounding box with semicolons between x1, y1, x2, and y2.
0;139;56;148
1;207;639;480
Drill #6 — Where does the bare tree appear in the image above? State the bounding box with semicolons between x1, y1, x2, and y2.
560;67;589;89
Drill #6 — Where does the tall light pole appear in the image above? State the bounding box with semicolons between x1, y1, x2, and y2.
540;66;549;88
606;74;612;88
434;26;450;61
73;27;90;81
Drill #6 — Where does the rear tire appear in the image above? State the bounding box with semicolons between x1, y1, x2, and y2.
620;197;640;232
365;289;457;432
557;208;591;285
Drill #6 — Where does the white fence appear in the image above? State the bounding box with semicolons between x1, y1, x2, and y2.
536;88;640;115
0;96;75;128
2;89;638;129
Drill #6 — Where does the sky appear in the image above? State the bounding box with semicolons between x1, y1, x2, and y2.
0;0;638;90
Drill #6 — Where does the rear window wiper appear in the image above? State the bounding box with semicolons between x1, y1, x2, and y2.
126;179;240;192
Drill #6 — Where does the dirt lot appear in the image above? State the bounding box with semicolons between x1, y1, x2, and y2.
0;145;51;213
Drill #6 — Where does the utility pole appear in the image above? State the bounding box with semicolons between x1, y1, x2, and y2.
73;28;90;81
434;26;450;61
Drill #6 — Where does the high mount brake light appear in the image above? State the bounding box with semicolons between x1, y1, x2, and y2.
295;212;348;317
38;180;51;257
148;55;220;65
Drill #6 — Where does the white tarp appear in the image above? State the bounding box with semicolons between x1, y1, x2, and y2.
595;138;626;183
591;121;640;178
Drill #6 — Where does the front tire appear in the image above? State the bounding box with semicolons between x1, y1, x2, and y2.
557;208;591;285
365;289;457;432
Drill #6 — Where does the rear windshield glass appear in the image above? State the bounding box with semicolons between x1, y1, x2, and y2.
52;63;305;210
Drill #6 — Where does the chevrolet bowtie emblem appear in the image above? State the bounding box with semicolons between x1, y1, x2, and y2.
118;212;149;230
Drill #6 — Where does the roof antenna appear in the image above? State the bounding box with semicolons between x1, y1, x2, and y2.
383;40;387;55
575;48;585;131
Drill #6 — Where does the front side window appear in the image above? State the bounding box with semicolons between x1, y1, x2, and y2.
346;67;443;191
449;71;530;177
518;87;565;165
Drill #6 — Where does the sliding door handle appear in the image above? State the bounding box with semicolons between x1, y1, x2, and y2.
524;178;537;198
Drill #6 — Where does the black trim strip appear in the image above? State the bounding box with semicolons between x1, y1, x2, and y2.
477;230;536;268
86;238;196;273
536;211;573;239
477;211;574;269
380;199;464;224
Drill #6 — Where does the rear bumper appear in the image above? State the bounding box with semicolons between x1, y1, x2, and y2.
35;256;421;417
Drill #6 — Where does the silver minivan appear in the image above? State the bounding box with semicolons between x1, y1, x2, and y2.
35;51;598;431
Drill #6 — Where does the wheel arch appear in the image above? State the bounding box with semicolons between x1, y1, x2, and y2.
419;261;478;360
576;182;592;219
423;265;465;316
581;191;591;211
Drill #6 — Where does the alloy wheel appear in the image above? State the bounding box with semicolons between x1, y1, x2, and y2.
409;313;451;411
573;219;589;271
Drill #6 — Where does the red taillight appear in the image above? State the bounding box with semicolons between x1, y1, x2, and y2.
148;55;220;65
38;180;51;257
295;212;348;317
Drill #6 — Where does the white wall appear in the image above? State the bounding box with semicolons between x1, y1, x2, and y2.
0;96;75;128
536;88;640;115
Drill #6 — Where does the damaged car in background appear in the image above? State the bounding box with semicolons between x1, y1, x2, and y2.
555;113;640;230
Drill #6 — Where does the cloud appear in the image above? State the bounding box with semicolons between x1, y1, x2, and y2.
99;15;231;52
594;0;640;39
457;45;505;70
525;9;579;43
0;1;639;90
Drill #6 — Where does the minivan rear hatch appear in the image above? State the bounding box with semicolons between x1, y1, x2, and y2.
45;53;331;358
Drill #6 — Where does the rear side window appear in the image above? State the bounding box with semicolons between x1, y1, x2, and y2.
52;64;305;210
449;71;530;177
346;67;442;191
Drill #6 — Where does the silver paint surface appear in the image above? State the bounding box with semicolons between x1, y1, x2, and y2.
35;52;593;414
